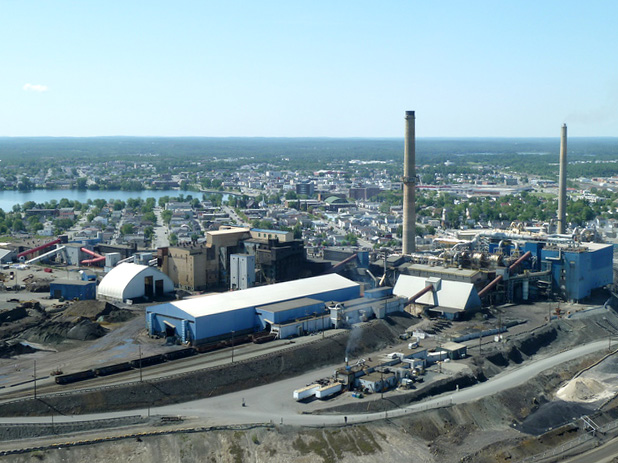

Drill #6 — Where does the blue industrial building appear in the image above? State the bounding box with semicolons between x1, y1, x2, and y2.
50;279;97;300
540;243;613;301
146;274;361;344
487;241;613;302
256;297;326;328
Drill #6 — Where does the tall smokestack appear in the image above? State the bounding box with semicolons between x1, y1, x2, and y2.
402;111;416;254
558;123;567;234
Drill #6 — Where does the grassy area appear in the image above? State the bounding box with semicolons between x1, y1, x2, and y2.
292;426;382;463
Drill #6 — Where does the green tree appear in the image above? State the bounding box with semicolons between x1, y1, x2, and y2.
161;209;173;225
12;219;24;232
293;223;303;239
143;211;157;224
158;196;170;208
93;199;107;209
120;223;134;235
144;226;154;241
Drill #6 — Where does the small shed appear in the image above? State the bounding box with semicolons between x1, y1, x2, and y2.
0;248;16;264
50;279;97;301
441;341;468;360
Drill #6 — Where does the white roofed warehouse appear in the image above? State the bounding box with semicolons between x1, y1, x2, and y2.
146;274;361;345
97;263;175;303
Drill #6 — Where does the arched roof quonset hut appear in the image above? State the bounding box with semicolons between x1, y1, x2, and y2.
146;274;360;344
98;262;174;303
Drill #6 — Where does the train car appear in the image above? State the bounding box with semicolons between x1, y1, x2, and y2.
129;354;166;369
253;333;276;344
94;362;133;376
164;348;196;361
55;369;96;385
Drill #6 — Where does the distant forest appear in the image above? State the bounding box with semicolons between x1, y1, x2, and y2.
0;136;617;178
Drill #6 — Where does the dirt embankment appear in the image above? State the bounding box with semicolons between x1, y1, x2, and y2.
2;310;618;463
0;314;418;417
0;353;608;463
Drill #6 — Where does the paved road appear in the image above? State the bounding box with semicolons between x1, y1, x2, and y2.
0;339;609;428
221;205;249;227
562;435;618;463
152;206;169;248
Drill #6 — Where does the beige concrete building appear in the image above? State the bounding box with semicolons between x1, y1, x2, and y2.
160;227;250;291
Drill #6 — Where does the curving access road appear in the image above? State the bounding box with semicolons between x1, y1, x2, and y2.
0;339;610;428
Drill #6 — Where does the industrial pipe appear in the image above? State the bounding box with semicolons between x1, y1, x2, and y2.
478;275;503;299
17;239;62;259
407;284;434;304
508;251;532;275
324;253;358;274
80;247;105;265
81;256;106;265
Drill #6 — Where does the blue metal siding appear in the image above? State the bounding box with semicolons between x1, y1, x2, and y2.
146;278;361;343
542;246;613;301
258;301;324;326
49;282;96;300
524;242;543;271
194;307;255;341
145;303;198;339
365;287;393;299
309;286;360;303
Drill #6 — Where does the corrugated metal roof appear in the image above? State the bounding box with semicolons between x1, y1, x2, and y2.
403;263;480;278
257;297;323;313
51;279;94;286
208;227;250;236
164;274;358;318
393;274;480;311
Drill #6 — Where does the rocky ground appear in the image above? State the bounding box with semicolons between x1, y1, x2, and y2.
1;295;618;462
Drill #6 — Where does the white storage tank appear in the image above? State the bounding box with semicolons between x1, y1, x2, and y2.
230;254;255;290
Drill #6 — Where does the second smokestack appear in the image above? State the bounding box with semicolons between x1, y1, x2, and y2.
558;123;567;234
402;111;416;254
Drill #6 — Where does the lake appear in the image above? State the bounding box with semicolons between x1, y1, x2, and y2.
0;189;207;211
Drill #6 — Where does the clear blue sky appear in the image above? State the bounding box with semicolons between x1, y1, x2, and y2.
2;1;616;138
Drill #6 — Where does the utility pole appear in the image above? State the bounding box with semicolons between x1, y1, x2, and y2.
138;345;143;382
479;331;482;356
438;337;442;373
33;360;37;399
